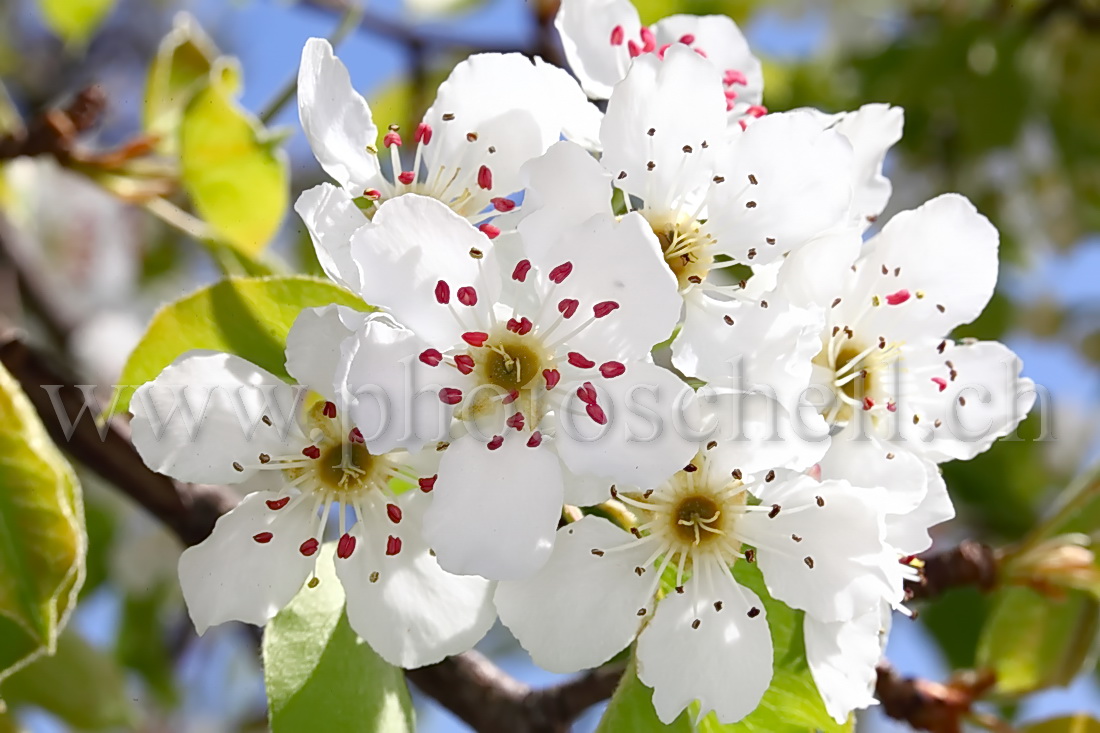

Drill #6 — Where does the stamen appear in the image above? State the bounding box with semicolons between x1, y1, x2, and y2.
439;387;463;405
462;331;489;347
543;369;561;389
487;435;504;450
477;165;493;190
253;531;274;544
420;348;443;366
337;533;357;559
386;536;402;555
527;431;543;447
435;280;450;304
457;286;478;306
512;260;532;282
593;301;620;318
568;352;595;368
549;262;573;283
419;475;438;492
479;223;501;239
599;361;626;378
266;497;290;510
300;538;320;556
387;503;402;523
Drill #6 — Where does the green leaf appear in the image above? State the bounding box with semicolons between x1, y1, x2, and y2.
262;545;415;732
597;656;693;733
112;276;369;417
35;0;116;46
977;586;1100;695
597;562;846;733
143;13;218;153
1021;714;1100;733
116;586;178;706
1;627;134;729
180;60;289;256
0;364;85;698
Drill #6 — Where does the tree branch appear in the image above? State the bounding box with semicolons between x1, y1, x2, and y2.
0;330;618;731
905;540;999;603
875;663;998;733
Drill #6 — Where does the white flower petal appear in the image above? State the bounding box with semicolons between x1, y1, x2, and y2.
897;338;1035;462
827;104;904;230
743;475;896;622
555;360;699;488
178;491;315;633
775;228;863;309
495;516;652;673
817;423;929;519
517;141;613;263
674;293;824;409
285;305;371;403
554;0;642;99
530;212;681;362
885;461;953;555
423;433;564;580
843;194;999;340
706;111;854;265
337;491;496;668
294;183;368;291
297;38;382;191
701;391;830;477
804;608;884;724
652;15;763;119
131;351;304;485
341;312;453;455
350;194;502;346
600;47;727;207
636;568;773;724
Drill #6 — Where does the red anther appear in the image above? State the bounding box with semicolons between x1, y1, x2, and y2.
387;503;403;523
299;538;319;556
726;99;736;112
610;25;625;45
694;47;708;58
746;105;768;118
900;554;918;565
527;431;543;448
656;43;672;59
724;69;748;86
807;463;822;480
383;131;402;147
887;401;898;413
557;298;579;318
337;533;357;559
885;289;911;306
568;352;596;369
512;259;532;282
267;497;291;510
491;197;516;212
457;286;478;306
600;361;626;378
506;412;525;430
323;401;337;418
593;301;620;318
479;223;501;239
739;119;749;131
931;377;948;392
679;33;695;44
477;165;493;190
502;390;519;405
862;397;875;411
364;188;382;200
349;428;365;444
543;369;561;389
386;535;402;556
462;331;489;347
454;354;475;374
419;474;438;493
253;531;274;544
628;40;641;57
302;445;321;459
640;26;656;52
415;122;433;145
420;348;444;366
439;387;463;405
549;262;573;283
586;403;608;425
398;170;415;185
725;89;739;102
507;317;533;335
435;280;450;304
487;435;504;450
577;381;598;404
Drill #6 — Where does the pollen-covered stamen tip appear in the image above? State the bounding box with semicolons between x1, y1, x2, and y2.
862;397;875;411
462;331;489;347
387;503;403;523
491;197;516;212
543;369;561;389
364;188;382;200
487;435;504;450
435;280;450;304
886;289;911;305
512;259;532;282
439;387;463;405
479;223;501;239
397;171;415;185
454;354;475;374
586;403;608;425
337;533;357;559
253;531;274;544
302;445;321;459
593;301;620;318
457;286;478;306
568;352;596;369
349;428;365;444
639;26;656;52
678;33;695;44
266;497;290;510
576;381;598;405
415;122;432;145
599;361;626;378
477;165;493;190
383;130;402;148
610;25;625;46
549;262;573;284
628;39;641;57
420;348;444;366
506;412;525;430
386;536;402;556
322;401;337;418
931;377;948;392
558;298;579;318
300;538;320;556
419;474;438;492
527;431;542;448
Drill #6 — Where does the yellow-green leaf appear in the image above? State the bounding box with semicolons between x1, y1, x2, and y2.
1022;714;1100;733
143;13;218;153
263;545;415;732
180;60;289;256
36;0;116;46
0;364;85;697
112;276;368;417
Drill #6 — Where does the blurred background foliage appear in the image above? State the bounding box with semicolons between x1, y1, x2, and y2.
0;0;1097;731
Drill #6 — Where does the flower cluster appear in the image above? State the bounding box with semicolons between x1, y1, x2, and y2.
130;0;1036;724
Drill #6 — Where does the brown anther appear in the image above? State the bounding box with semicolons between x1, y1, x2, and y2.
691;619;701;630
591;549;605;557
768;504;781;518
804;556;815;569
